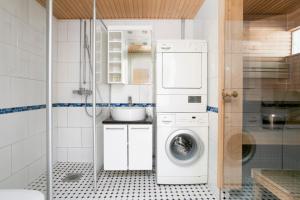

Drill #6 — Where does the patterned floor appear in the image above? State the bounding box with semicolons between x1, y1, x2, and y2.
27;162;280;200
227;184;278;200
27;162;216;200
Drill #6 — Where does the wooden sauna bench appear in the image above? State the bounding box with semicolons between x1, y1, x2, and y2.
252;169;300;200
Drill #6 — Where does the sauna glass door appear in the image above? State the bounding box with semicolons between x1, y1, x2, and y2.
222;0;300;199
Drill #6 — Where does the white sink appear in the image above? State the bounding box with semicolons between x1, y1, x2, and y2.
111;107;146;121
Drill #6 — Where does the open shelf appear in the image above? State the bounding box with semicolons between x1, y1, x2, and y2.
108;30;127;84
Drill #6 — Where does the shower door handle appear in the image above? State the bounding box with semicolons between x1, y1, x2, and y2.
222;90;238;99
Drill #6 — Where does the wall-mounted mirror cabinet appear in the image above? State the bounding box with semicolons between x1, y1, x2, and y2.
107;26;153;85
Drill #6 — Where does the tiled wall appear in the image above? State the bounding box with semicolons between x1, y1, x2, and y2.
0;0;58;189
55;19;194;163
194;0;220;198
55;20;109;163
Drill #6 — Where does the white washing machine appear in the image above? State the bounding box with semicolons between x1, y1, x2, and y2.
156;40;207;113
156;113;208;184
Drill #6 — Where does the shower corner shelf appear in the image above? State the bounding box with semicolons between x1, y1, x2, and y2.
107;30;128;84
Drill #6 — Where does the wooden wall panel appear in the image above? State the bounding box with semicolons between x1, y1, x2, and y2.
244;0;300;15
243;15;291;58
287;54;300;89
36;0;204;19
243;15;292;102
287;7;300;31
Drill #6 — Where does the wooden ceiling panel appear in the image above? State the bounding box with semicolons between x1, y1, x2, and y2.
36;0;204;19
244;0;300;15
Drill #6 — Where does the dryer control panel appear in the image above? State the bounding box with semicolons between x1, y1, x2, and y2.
156;40;207;53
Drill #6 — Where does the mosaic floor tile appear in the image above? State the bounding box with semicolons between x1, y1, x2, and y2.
27;162;216;200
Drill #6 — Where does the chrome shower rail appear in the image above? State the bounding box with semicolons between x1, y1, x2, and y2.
46;0;53;199
92;0;97;193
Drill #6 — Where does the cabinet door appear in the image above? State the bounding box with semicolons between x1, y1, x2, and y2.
104;125;127;170
128;125;152;170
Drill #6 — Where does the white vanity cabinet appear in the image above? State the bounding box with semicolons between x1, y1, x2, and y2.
103;125;128;170
103;124;152;171
128;125;152;170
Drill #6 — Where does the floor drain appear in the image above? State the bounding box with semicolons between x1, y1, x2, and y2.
62;173;82;182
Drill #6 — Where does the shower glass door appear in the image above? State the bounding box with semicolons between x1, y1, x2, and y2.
94;17;108;189
222;0;300;199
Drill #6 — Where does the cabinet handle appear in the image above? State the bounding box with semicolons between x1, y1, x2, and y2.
106;128;125;130
162;120;172;123
161;47;171;50
130;127;150;130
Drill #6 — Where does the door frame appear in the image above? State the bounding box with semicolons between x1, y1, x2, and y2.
217;0;225;189
217;0;245;189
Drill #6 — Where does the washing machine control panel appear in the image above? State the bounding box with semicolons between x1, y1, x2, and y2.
157;113;208;127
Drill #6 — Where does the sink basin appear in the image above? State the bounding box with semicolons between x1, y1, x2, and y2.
111;107;146;121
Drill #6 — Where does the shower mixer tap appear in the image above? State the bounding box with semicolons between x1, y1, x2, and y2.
73;88;92;96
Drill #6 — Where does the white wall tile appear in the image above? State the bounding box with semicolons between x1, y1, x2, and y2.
0;167;28;189
10;77;29;106
0;0;29;22
41;131;46;156
55;83;83;103
68;107;92;128
67;21;80;42
111;85;140;103
58;21;68;42
0;43;14;76
28;54;45;81
194;0;220;197
27;156;46;183
56;62;80;83
11;134;42;173
57;148;68;162
153;20;182;39
28;109;46;136
58;42;80;62
0;112;28;148
28;0;46;33
81;128;93;148
0;76;11;108
139;85;153;103
0;8;13;45
208;112;219;197
57;128;81;148
0;146;12;182
0;0;54;188
67;148;93;162
10;48;29;78
56;108;68;127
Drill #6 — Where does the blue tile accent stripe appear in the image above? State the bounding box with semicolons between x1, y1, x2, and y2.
53;103;155;107
0;104;46;115
0;103;218;115
0;103;156;115
207;106;218;113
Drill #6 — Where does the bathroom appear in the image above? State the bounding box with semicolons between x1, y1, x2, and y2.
0;0;299;200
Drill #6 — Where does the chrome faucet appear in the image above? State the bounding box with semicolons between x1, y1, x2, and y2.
128;96;133;106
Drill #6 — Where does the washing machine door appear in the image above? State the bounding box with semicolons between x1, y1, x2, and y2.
166;129;204;166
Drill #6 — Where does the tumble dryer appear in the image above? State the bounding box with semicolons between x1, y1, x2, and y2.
156;40;207;113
